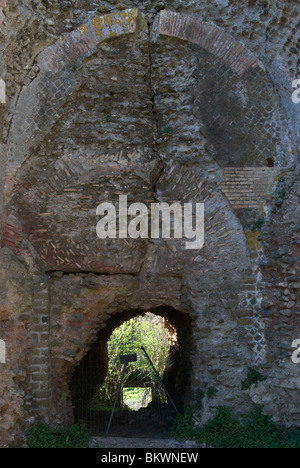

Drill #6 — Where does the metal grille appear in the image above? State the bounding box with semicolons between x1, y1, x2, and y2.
71;351;178;437
74;399;177;438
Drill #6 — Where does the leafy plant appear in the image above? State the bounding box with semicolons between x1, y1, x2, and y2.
251;216;265;232
25;420;89;448
159;126;173;137
242;404;280;448
171;404;300;448
277;188;287;200
26;421;57;448
197;406;244;448
241;367;266;391
193;389;205;414
171;407;196;441
207;386;218;399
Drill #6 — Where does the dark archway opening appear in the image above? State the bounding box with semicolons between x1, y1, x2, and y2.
69;307;193;437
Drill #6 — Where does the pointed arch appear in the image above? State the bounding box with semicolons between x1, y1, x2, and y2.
155;10;265;76
6;9;271;193
37;9;139;73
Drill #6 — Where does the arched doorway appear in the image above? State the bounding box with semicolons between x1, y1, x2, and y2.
3;8;294;434
69;307;193;437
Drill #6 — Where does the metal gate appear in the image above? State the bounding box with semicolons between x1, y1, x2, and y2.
71;350;178;437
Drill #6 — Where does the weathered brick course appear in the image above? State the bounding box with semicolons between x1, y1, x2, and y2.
220;168;280;209
158;10;265;75
37;9;139;73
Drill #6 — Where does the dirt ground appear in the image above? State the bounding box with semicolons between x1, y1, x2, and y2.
90;437;206;449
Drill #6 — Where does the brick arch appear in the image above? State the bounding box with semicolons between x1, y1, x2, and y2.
37;9;264;76
68;306;193;428
5;9;139;199
4;8;280;272
37;9;139;74
6;9;267;182
151;11;292;173
154;10;265;76
6;8;282;203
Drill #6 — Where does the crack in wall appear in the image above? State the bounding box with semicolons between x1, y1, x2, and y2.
134;16;167;277
147;16;164;194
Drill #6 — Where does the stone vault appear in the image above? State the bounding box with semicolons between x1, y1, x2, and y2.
0;3;299;446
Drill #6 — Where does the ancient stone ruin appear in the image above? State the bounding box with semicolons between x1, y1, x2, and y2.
0;0;299;447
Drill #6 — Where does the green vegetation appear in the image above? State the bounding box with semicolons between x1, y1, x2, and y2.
172;404;300;448
207;386;218;399
191;387;218;416
193;388;205;414
94;313;170;409
241;367;266;391
251;216;265;232
25;420;89;448
171;407;196;442
277;188;287;200
159;126;173;137
123;387;152;410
